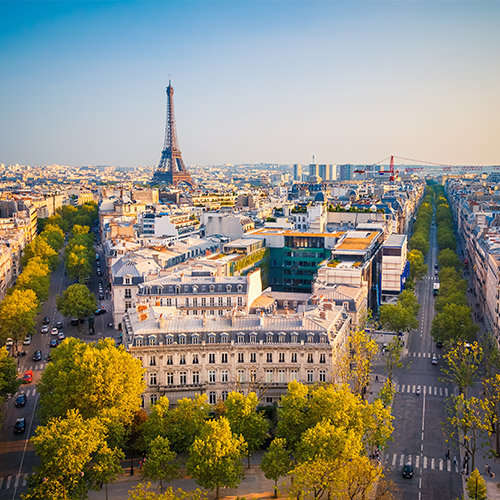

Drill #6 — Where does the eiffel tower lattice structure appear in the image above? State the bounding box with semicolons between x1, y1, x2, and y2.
152;81;194;187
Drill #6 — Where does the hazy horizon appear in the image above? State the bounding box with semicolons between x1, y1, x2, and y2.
1;1;499;168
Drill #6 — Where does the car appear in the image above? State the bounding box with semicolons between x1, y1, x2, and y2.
15;393;27;407
70;318;79;326
56;321;63;329
42;316;50;324
95;308;107;316
41;325;49;334
402;464;413;478
416;385;421;395
57;331;65;341
14;418;26;434
5;338;13;347
434;264;439;269
99;294;104;300
436;341;443;348
23;335;31;346
32;350;42;362
49;339;58;348
51;327;58;336
435;270;438;275
22;370;33;384
431;355;438;365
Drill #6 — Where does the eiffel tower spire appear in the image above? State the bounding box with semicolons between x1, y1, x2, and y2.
152;82;194;187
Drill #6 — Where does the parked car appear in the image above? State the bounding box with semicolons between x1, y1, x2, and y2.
70;318;79;326
32;350;42;362
57;331;65;341
41;325;49;334
56;321;63;329
95;308;107;316
402;464;413;478
22;370;33;384
5;338;13;347
42;316;50;324
15;393;26;407
49;339;58;348
23;335;31;346
51;327;58;336
14;418;26;434
436;341;443;348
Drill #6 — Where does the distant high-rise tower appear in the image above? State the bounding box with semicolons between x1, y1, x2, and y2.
152;82;194;187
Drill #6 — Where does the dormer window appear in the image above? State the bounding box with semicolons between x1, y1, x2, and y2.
208;334;216;344
166;335;173;345
135;337;143;347
291;334;298;344
237;284;243;293
278;333;286;343
124;277;131;285
209;285;215;293
250;334;257;344
157;286;163;295
192;285;198;294
178;334;186;345
192;334;199;345
238;334;245;343
148;336;156;346
307;334;314;344
221;334;228;344
266;333;273;343
226;284;232;292
175;285;181;295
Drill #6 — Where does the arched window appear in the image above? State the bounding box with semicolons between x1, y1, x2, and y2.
221;391;228;401
209;285;215;293
209;391;217;405
237;284;243;292
175;285;181;295
226;284;232;292
150;394;158;406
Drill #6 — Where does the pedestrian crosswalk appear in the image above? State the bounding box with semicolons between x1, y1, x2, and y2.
409;352;442;359
0;474;30;490
24;363;46;371
17;388;36;397
387;453;459;473
396;384;449;397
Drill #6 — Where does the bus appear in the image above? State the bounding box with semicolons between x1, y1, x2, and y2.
433;283;440;296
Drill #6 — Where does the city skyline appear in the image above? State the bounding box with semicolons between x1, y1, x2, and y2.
1;0;499;168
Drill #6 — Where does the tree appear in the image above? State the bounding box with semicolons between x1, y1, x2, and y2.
0;347;20;403
482;373;500;455
72;224;90;235
408;249;428;282
431;304;477;344
445;394;491;471
384;337;404;384
142;437;179;492
441;341;482;397
223;391;269;467
56;284;96;326
37;338;145;439
186;418;246;500
379;303;418;334
41;224;65;251
397;290;420;317
88;445;124;500
127;483;207;500
65;245;92;283
438;248;462;271
0;288;38;351
337;329;377;400
24;409;106;500
21;236;58;269
409;232;429;255
260;438;291;498
466;469;488;500
16;257;51;302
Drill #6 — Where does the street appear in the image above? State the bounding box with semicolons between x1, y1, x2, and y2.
381;221;463;499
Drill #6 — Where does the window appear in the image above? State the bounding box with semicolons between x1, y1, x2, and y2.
192;335;199;344
192;371;200;384
307;370;314;383
209;353;215;364
266;353;273;363
238;335;245;343
148;337;156;346
307;353;314;363
250;335;257;344
210;297;215;306
201;297;207;307
192;354;199;364
218;297;224;306
250;369;257;382
221;370;228;383
166;298;172;307
291;334;298;343
237;297;243;307
150;394;158;406
125;301;132;311
208;335;215;344
209;370;216;383
266;334;273;343
290;369;298;381
221;390;228;401
149;356;156;366
149;373;157;386
193;297;198;306
226;285;232;293
291;353;297;363
250;352;257;363
221;334;228;344
278;369;286;383
166;335;173;345
319;370;326;382
238;353;244;363
179;335;186;345
279;352;285;363
209;391;217;404
226;297;232;306
179;354;186;365
221;353;228;363
209;285;215;293
266;370;274;383
125;277;131;285
278;334;285;343
125;289;132;299
320;353;326;364
320;334;327;344
307;334;314;344
166;355;173;365
141;395;144;408
166;372;174;385
237;369;245;382
135;338;143;347
180;372;187;385
266;396;273;404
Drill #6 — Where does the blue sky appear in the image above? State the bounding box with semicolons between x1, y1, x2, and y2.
1;0;499;167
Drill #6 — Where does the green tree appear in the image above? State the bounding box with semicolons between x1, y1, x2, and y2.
24;409;107;500
72;224;90;235
65;245;93;282
41;224;65;251
482;373;500;455
186;418;246;500
379;303;418;334
409;232;429;255
384;337;404;384
127;483;207;500
397;290;420;317
0;289;38;351
438;248;462;271
56;284;97;326
223;391;269;468
408;249;428;282
142;437;179;492
21;237;58;269
466;469;488;500
0;347;21;403
431;304;477;344
260;438;291;498
441;342;482;397
45;213;70;233
16;257;51;302
37;338;145;441
88;445;124;500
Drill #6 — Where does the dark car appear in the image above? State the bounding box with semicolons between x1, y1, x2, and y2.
15;393;26;408
402;464;413;478
32;350;42;362
95;308;107;316
70;318;79;326
14;418;26;434
56;321;63;329
42;316;50;324
99;293;104;300
436;341;443;348
49;339;58;348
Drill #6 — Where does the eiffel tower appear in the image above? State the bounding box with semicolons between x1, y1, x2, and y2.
152;82;194;187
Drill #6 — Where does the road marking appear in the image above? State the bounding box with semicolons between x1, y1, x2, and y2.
445;388;449;397
415;455;420;468
422;390;426;432
22;474;28;486
434;387;437;396
423;456;427;469
447;461;451;472
392;454;397;466
6;477;11;489
431;458;435;469
400;454;404;467
428;385;432;395
14;475;19;488
439;387;443;396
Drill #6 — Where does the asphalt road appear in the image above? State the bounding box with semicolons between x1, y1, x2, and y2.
0;238;115;500
381;221;463;500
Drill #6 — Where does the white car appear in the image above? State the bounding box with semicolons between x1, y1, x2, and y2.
23;336;31;346
57;331;65;341
51;327;58;336
41;325;49;334
431;355;438;365
5;338;14;347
